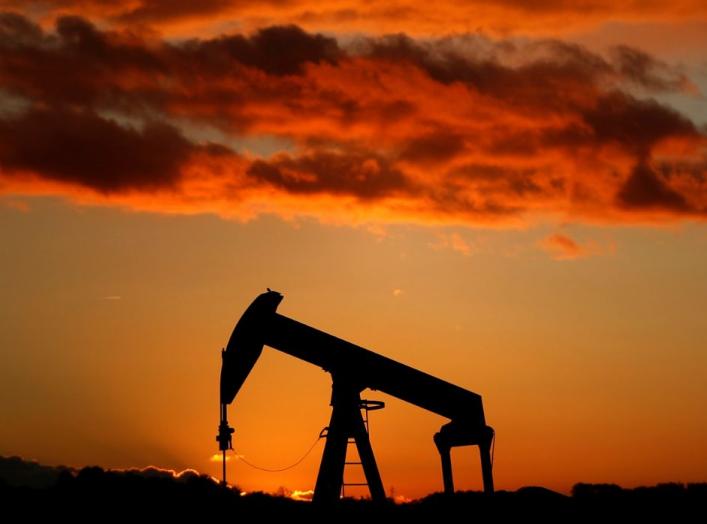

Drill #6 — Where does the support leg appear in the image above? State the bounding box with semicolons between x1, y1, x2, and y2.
479;434;494;495
313;401;350;505
314;380;389;504
434;434;454;495
352;409;386;502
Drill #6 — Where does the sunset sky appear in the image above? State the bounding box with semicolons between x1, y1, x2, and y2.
1;0;706;500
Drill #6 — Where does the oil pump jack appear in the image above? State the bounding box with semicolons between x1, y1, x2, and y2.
216;290;494;503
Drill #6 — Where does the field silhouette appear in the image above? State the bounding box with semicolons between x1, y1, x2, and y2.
1;456;705;522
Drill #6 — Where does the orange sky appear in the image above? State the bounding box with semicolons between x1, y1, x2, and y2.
1;0;706;500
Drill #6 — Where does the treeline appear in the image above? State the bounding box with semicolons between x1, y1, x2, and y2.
1;459;705;522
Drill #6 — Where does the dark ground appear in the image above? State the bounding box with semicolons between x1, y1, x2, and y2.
1;456;705;522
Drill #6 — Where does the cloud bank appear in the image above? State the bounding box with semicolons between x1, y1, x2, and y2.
0;12;705;227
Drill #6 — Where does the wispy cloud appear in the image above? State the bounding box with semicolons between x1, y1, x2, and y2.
540;233;616;260
541;233;585;260
430;232;475;256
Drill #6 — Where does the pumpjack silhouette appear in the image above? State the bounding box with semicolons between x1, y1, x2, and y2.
217;290;494;504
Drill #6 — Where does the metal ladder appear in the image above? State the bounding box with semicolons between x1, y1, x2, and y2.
341;399;385;498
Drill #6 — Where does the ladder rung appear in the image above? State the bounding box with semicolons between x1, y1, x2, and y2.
345;461;362;465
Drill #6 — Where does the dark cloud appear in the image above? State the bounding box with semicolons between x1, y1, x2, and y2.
400;132;466;165
0;14;164;109
610;45;694;93
0;11;42;46
451;163;547;197
0;16;338;118
617;160;689;211
360;33;525;93
359;34;678;110
0;108;204;192
248;151;411;199
581;91;698;154
183;24;341;76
